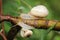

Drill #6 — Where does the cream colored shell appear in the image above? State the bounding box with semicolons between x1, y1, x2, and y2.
30;5;48;17
20;29;33;38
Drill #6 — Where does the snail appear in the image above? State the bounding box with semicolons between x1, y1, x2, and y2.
17;5;49;38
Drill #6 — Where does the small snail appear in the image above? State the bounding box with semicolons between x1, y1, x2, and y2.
17;5;49;38
20;5;49;19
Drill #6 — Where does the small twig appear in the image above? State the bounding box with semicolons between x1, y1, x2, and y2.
1;15;60;31
0;0;2;15
21;0;32;9
1;21;6;37
0;29;7;40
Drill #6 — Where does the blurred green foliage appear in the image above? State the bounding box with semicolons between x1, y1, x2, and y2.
1;0;60;40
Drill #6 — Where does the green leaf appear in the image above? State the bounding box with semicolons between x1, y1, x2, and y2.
4;21;12;33
2;0;60;40
2;0;20;17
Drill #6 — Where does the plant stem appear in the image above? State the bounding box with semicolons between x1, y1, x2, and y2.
0;29;7;40
21;0;32;9
1;15;60;31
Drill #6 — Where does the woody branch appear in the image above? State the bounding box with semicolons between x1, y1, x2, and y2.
0;15;60;31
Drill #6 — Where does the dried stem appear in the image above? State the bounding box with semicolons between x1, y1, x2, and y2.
0;0;2;15
1;15;60;31
23;19;60;31
0;15;18;24
0;29;7;40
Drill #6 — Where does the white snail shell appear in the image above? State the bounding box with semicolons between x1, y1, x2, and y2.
30;5;49;17
20;29;33;38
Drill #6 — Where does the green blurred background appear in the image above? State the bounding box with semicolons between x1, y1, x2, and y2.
1;0;60;40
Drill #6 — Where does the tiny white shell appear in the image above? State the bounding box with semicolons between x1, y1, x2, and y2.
20;29;33;38
30;5;49;17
